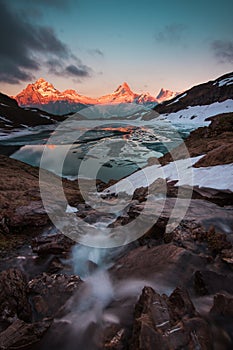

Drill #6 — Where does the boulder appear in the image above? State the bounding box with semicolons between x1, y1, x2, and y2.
27;273;82;321
32;233;74;256
0;319;51;350
0;269;31;331
130;286;212;350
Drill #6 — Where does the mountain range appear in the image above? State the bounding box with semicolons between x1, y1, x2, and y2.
0;71;232;134
14;79;179;115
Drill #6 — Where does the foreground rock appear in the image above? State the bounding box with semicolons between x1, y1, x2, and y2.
0;155;82;232
130;286;212;350
32;233;74;256
0;319;51;350
111;243;206;290
27;273;82;321
0;269;31;331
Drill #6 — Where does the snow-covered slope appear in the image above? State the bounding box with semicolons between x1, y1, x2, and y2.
105;156;233;195
155;71;233;116
160;99;233;126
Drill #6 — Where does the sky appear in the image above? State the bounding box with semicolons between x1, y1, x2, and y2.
0;0;233;97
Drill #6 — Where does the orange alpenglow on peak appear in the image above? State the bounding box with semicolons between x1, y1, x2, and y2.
13;78;178;114
115;82;132;92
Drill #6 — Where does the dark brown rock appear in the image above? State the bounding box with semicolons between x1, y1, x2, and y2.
0;269;31;331
111;244;206;289
27;273;82;321
0;319;51;350
32;233;74;256
210;293;233;317
0;155;83;231
209;294;233;348
194;270;233;296
103;325;127;350
130;286;212;350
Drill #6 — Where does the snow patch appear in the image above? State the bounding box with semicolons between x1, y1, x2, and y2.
105;156;233;195
0;115;12;123
167;93;187;105
160;99;233;127
66;204;78;213
214;77;233;87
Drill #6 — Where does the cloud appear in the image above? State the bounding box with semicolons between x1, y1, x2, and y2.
211;40;233;64
65;64;91;77
46;59;92;78
88;49;104;57
0;0;92;84
156;23;187;44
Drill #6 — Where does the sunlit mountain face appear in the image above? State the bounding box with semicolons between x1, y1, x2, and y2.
13;78;178;115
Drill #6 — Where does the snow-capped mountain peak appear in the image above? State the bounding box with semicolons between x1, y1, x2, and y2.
14;78;179;114
114;82;132;94
156;88;180;103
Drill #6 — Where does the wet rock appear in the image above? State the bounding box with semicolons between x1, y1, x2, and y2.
210;293;233;317
0;319;51;350
130;286;212;350
103;325;127;350
32;233;74;256
209;293;233;348
0;268;31;331
111;243;206;289
27;273;82;321
220;248;233;266
132;186;148;203
194;270;233;296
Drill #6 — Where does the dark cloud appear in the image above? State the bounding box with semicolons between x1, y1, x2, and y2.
65;65;91;77
156;23;187;44
46;59;92;78
211;40;233;64
0;0;92;84
88;49;104;57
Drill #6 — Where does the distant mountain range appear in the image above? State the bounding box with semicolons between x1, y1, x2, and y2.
0;72;232;134
14;79;180;115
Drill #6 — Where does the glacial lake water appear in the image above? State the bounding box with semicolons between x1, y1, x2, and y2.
0;118;192;183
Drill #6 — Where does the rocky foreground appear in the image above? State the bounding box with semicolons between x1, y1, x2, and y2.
0;113;233;349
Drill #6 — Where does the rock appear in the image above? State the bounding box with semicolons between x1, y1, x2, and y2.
103;325;127;350
0;155;83;230
0;319;51;350
159;112;233;170
220;248;233;266
132;187;148;203
32;233;74;256
130;286;212;350
111;244;206;289
0;269;31;331
210;293;233;317
194;270;233;296
209;293;233;348
196;226;232;256
27;273;82;321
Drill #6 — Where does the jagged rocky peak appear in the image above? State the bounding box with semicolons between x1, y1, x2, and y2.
114;82;132;94
156;88;179;102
